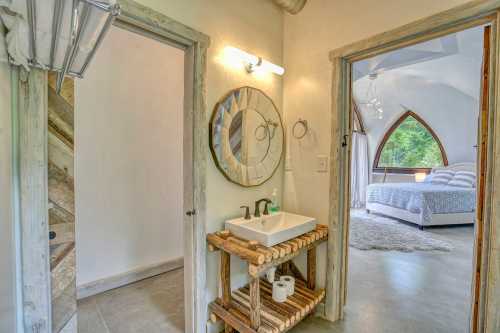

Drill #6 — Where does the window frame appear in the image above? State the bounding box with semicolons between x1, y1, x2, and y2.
373;110;448;174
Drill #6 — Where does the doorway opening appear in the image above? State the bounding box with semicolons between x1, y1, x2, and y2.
48;25;187;333
9;5;212;333
324;5;500;332
345;24;488;332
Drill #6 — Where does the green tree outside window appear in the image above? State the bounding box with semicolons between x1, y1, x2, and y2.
377;113;446;169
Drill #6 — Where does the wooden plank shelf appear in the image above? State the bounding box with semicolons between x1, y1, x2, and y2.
207;225;328;276
209;278;325;333
207;224;328;332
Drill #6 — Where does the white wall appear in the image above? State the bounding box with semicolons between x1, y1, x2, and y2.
75;26;185;286
132;0;285;312
282;0;474;287
0;25;17;332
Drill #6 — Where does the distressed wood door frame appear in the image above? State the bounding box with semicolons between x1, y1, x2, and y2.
15;1;210;332
327;2;500;333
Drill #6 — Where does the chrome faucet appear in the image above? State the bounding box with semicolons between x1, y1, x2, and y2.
254;198;272;217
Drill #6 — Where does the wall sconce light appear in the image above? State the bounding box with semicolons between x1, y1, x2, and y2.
414;172;427;183
225;46;285;76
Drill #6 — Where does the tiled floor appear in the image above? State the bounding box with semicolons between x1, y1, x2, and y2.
77;268;184;333
78;220;473;333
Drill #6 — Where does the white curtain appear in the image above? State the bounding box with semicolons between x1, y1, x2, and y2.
350;132;369;208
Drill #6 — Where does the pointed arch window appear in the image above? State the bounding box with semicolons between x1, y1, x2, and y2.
373;111;448;174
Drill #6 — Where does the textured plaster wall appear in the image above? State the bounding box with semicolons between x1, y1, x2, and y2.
282;0;474;288
119;0;285;323
75;27;185;286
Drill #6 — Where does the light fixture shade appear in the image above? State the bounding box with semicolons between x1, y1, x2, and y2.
224;46;285;76
68;1;118;75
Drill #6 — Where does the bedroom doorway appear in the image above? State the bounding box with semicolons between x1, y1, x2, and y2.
326;9;498;332
332;21;493;333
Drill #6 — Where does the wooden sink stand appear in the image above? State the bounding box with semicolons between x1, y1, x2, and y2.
207;224;328;333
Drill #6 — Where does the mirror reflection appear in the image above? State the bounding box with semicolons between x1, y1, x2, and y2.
210;87;284;187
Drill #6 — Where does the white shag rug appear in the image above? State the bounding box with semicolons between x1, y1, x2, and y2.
349;210;453;252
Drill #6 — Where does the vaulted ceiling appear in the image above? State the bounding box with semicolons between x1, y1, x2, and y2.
352;25;486;167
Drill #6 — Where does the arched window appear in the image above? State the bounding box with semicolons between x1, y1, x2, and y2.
373;111;448;174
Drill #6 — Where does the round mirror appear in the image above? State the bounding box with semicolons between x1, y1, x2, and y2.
210;87;284;187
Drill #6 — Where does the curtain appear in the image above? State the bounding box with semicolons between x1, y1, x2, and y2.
351;132;369;208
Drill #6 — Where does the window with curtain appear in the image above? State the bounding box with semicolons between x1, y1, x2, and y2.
373;111;448;173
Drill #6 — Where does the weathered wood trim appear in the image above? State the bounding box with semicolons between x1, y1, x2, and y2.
76;258;184;299
483;12;500;333
58;314;77;333
329;0;500;60
471;25;491;333
117;0;210;48
18;68;51;333
325;56;350;321
15;1;210;332
111;2;210;333
327;3;500;332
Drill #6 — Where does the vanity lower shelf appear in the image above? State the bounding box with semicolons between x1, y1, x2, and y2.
209;278;325;333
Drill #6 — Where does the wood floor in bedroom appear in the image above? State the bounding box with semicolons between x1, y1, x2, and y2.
292;213;474;333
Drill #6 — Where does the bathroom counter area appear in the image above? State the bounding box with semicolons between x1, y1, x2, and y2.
207;225;328;333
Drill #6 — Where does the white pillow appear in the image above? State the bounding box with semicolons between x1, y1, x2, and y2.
448;171;476;188
431;170;455;185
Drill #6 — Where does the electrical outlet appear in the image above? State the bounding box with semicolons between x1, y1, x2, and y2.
316;155;329;172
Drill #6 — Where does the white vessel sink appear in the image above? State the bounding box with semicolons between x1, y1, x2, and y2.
225;212;317;247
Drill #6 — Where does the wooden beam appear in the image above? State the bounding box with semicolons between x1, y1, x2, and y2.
307;248;316;290
221;250;233;333
249;277;261;330
17;68;51;333
209;301;257;333
207;234;265;265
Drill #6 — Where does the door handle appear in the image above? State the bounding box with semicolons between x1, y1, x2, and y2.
186;209;196;216
49;231;56;240
342;134;349;147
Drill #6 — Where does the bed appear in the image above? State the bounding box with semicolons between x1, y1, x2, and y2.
366;163;476;229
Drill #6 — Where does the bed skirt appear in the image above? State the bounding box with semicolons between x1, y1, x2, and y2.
366;202;475;227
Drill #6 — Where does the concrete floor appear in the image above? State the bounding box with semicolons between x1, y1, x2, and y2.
77;268;184;333
77;221;473;333
292;221;474;333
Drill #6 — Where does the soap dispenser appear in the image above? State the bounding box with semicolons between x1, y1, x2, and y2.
270;188;280;213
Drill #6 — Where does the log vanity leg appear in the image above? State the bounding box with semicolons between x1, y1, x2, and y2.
221;251;233;333
307;247;316;290
249;275;261;330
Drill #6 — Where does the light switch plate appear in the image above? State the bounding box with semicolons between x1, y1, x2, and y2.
316;155;329;173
